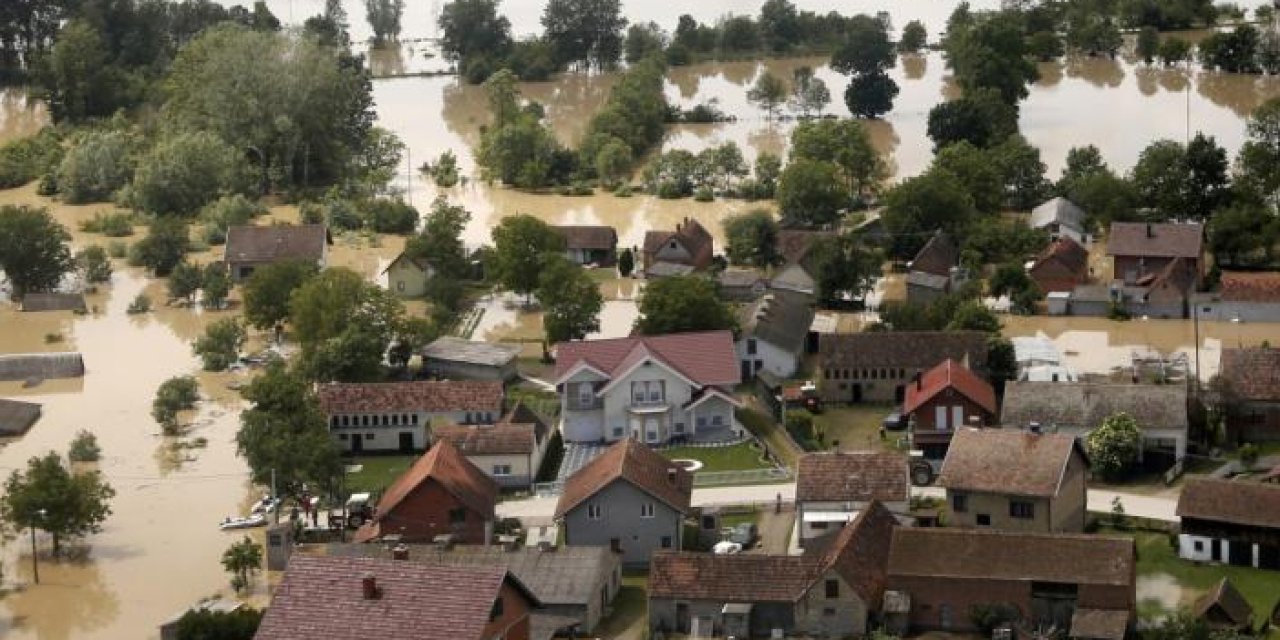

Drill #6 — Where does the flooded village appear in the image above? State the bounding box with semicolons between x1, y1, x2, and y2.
2;0;1280;638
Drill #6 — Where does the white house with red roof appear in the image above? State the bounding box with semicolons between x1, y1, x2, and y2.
554;331;742;444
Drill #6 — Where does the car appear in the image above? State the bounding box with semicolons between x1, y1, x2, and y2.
883;409;905;431
725;522;757;548
712;541;743;555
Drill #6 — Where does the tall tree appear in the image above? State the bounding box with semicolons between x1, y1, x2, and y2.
541;0;627;70
439;0;512;64
242;260;318;332
1129;139;1188;219
1238;97;1280;203
365;0;405;45
898;20;928;53
1184;133;1230;221
490;214;565;301
0;205;73;299
222;536;263;593
926;89;1018;150
809;232;883;306
776;158;849;227
746;70;788;121
194;318;247;372
289;268;403;381
404;196;471;279
758;0;800;52
789;119;885;197
635;275;735;335
236;361;342;495
723;209;779;267
133;218;190;277
831;14;898;118
882;170;979;258
0;452;115;554
944;12;1038;106
623;22;666;64
788;66;831;118
537;256;603;343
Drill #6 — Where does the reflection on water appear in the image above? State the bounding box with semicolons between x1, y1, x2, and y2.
2;554;119;640
1137;572;1196;620
470;290;640;351
0;87;47;145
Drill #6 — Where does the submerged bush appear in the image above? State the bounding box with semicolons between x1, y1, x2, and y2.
57;130;136;204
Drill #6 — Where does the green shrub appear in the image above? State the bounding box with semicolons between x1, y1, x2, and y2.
68;430;102;462
613;183;633;197
107;241;128;258
361;198;418;234
130;131;252;217
76;245;113;284
693;186;715;202
198;194;266;245
79;211;135;237
0;129;64;189
152;376;200;435
127;293;152;314
57;130;136;204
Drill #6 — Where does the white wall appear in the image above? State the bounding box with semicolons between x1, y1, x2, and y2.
736;336;799;379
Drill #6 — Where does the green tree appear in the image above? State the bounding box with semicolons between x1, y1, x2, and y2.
404;197;472;279
541;0;627;70
618;247;635;277
1087;412;1143;481
1198;25;1259;73
168;261;203;303
68;430;102;463
723;209;780;267
759;0;800;52
152;376;199;434
1237;98;1280;201
746;71;788;121
202;263;232;309
789;119;885;197
946;299;1001;333
0;205;73;299
236;360;342;493
199;195;266;245
636;275;735;335
538;256;603;343
1130;139;1188;219
222;535;263;593
882;171;979;258
365;0;405;45
194;318;247;371
1208;201;1277;267
289;268;403;380
1157;37;1191;65
57;130;135;204
1136;26;1160;64
491;215;566;300
174;607;263;640
40;20;135;122
594;137;633;187
776;159;849;227
438;0;512;65
991;134;1051;210
926;89;1018;150
898;20;928;53
831;15;898;118
932;141;1005;214
788;66;831;118
1026;30;1065;61
944;13;1038;105
0;452;115;554
987;336;1018;394
809;232;883;306
242;260;318;332
131;131;251;217
624;22;666;63
1183;133;1230;221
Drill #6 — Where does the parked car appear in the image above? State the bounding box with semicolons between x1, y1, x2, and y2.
883;409;905;431
712;541;743;555
722;522;758;548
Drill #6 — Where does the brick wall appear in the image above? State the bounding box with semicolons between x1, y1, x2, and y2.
377;479;489;544
482;581;534;640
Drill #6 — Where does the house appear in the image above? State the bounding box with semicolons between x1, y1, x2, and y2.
717;268;769;301
937;428;1089;533
327;543;622;635
1001;381;1189;461
906;232;962;305
422;336;521;382
554;331;741;444
253;555;539;640
19;292;86;312
771;229;835;296
1031;197;1087;242
1193;578;1253;633
885;528;1136;636
818;331;989;405
555;439;692;566
383;251;431;298
317;380;504;454
736;289;816;380
902;359;997;463
0;352;85;382
223;223;329;282
795;452;908;547
433;403;551;489
1011;336;1077;383
0;398;41;436
1060;254;1197;319
1218;346;1280;442
554;225;618;266
1197;271;1280;323
648;501;898;639
353;439;498;544
1176;477;1280;570
642;218;714;277
1029;236;1090;294
1106;221;1203;286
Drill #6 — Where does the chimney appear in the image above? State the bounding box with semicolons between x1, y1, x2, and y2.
667;468;677;484
913;370;923;390
1029;421;1042;435
392;544;409;561
361;573;380;600
1146;222;1153;238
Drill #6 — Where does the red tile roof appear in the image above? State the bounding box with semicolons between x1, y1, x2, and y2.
356;440;498;542
1031;236;1089;276
796;452;908;503
1177;477;1280;529
820;501;899;604
910;232;958;277
902;359;996;416
937;428;1085;498
1219;271;1280;303
554;439;692;518
643;218;714;270
434;422;539;456
1106;222;1203;259
553;330;739;387
888;528;1135;586
316;381;504;415
1219;347;1280;401
254;555;535;640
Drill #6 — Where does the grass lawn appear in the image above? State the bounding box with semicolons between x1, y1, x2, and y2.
508;387;561;422
737;406;800;469
719;508;760;529
661;442;772;472
812;404;903;453
596;574;648;640
1121;529;1280;632
344;455;417;495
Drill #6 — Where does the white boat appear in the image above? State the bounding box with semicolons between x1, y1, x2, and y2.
249;494;281;515
219;513;267;530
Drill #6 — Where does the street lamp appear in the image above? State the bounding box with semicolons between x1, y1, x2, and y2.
30;508;46;585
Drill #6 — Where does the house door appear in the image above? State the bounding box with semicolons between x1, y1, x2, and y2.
351;433;363;453
741;360;753;380
676;602;691;633
1229;540;1252;567
1211;538;1222;562
398;432;414;453
1258;544;1280;570
850;384;862;403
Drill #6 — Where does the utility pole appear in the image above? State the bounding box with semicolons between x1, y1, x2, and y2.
30;508;45;585
271;469;279;525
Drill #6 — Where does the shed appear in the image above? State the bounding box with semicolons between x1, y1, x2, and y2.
0;353;86;382
20;292;86;313
421;337;520;382
1193;578;1253;632
0;399;41;436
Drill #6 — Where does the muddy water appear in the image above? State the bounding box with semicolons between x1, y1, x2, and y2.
0;88;46;145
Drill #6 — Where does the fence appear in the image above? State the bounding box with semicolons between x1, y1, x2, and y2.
531;467;792;497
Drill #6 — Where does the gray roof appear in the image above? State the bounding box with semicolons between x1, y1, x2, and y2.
326;543;617;607
906;271;949;290
422;337;519;367
771;262;815;294
820;331;989;371
224;224;329;263
646;262;696;278
718;268;767;289
0;353;85;382
1031;197;1086;233
739;289;816;354
0;399;41;436
1001;382;1188;433
20;292;86;312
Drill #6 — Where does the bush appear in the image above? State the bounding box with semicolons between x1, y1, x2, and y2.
130;131;252;217
785;410;821;450
693;186;715;202
613;183;633;197
1087;413;1143;481
152;376;200;435
199;195;266;245
76;245;113;284
1239;442;1259;468
0;129;64;189
132;218;190;276
127;293;152;314
361;198;419;234
57;130;135;204
107;241;128;258
68;430;102;463
79;211;135;237
194;318;247;371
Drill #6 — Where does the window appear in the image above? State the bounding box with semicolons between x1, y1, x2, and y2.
951;493;968;513
341;416;349;427
338;433;348;440
976;514;991;526
825;579;839;598
396;280;405;292
588;503;603;520
493;465;512;476
711;414;723;426
578;383;594;408
391;414;399;426
449;508;467;524
825;369;832;380
747;338;757;355
411;414;419;425
490;597;504;621
661;536;673;549
697;416;707;427
823;608;836;617
1010;501;1035;519
675;422;685;433
1194;540;1204;552
464;412;473;424
812;521;829;530
366;433;375;440
641;502;655;518
612;426;624;437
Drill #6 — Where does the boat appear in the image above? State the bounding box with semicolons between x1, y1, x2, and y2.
219;513;267;530
249;494;281;515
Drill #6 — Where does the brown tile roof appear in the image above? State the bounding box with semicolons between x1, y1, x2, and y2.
434;422;539;456
358;440;498;541
819;331;989;372
381;251;430;275
776;229;834;265
0;399;41;436
903;359;997;416
649;552;823;602
1219;271;1280;303
1194;577;1253;628
1032;236;1089;277
1220;347;1280;401
910;232;958;277
739;289;816;354
19;292;86;312
1105;222;1203;259
1070;608;1132;640
553;225;617;250
1177;477;1280;529
554;439;692;518
224;223;328;263
819;501;899;604
254;555;536;640
553;331;739;387
316;381;504;415
643;218;714;270
1001;382;1188;433
937;429;1084;498
796;452;908;503
887;528;1135;586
